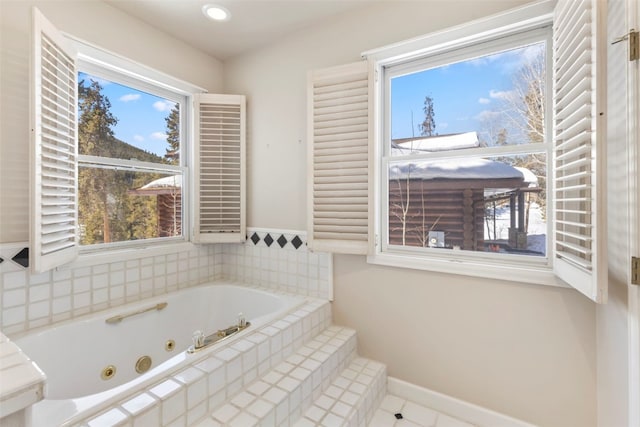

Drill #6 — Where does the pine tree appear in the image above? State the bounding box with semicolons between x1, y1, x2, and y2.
78;79;118;243
419;95;436;136
164;105;180;165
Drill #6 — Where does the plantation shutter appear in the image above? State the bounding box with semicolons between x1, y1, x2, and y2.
30;8;79;273
307;61;374;255
193;94;246;243
552;0;607;302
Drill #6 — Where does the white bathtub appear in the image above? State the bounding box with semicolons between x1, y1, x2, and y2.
13;283;304;426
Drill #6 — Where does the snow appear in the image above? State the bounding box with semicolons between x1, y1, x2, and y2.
393;131;480;152
514;166;538;186
389;158;525;181
140;174;182;189
486;202;546;255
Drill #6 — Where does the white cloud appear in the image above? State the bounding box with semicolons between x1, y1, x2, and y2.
489;89;515;100
153;100;175;112
120;94;141;102
470;43;544;74
150;132;167;140
133;134;145;142
478;97;490;104
474;110;501;122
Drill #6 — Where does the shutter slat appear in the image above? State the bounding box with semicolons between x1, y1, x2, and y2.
552;0;606;302
31;8;78;273
194;94;246;242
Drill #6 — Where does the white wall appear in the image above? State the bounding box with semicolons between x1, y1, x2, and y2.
0;0;224;243
223;2;598;426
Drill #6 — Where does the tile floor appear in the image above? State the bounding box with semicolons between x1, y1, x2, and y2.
369;395;476;427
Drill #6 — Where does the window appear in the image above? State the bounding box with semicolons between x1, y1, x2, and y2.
308;0;607;302
383;29;551;263
76;69;187;249
30;8;246;273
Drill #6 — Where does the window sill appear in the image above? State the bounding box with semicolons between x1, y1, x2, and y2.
69;241;202;269
367;251;569;288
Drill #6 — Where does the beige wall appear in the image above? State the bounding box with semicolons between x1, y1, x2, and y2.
0;0;224;243
224;2;599;426
596;0;634;426
334;256;596;427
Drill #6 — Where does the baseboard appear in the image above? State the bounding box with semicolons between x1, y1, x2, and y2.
387;377;537;427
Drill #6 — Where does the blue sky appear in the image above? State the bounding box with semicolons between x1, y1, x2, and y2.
391;42;544;143
79;72;175;158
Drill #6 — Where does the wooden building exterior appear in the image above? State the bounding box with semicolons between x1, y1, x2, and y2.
388;159;530;251
130;175;182;238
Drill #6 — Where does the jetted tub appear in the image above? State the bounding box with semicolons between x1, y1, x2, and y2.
13;282;304;426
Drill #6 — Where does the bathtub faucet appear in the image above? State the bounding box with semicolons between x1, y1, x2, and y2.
187;316;251;354
192;330;205;350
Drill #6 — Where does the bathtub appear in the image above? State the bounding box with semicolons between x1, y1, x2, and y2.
13;282;304;426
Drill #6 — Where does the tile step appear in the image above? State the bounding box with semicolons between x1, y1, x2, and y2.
197;325;358;426
294;356;387;427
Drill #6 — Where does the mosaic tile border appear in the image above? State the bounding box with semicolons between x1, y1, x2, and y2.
0;244;31;272
244;229;306;251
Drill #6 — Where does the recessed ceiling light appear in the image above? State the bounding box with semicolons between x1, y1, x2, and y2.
202;4;231;22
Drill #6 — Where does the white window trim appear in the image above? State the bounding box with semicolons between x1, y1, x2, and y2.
69;35;201;258
65;34;206;96
363;0;571;287
32;9;245;272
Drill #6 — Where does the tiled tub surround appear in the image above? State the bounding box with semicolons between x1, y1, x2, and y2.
16;283;304;426
222;229;332;301
0;229;330;337
68;294;332;426
0;243;222;337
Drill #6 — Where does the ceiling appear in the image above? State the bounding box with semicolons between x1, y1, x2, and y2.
105;0;373;60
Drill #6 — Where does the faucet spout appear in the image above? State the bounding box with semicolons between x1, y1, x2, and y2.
187;320;251;354
192;330;205;349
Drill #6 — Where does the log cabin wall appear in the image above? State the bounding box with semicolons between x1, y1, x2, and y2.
388;179;485;250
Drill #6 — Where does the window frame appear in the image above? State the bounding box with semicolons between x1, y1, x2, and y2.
76;60;193;256
31;10;246;272
364;1;567;287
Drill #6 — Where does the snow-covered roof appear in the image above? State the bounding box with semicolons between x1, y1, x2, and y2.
514;166;538;187
140;175;182;190
389;158;526;182
393;131;480;153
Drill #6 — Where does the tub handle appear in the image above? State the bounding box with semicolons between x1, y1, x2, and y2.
105;302;168;324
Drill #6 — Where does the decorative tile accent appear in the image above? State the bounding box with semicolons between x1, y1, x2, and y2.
222;228;332;300
247;229;305;250
11;248;29;268
291;236;303;250
0;257;4;264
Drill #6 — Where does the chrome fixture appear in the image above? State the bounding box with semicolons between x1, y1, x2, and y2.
188;314;251;353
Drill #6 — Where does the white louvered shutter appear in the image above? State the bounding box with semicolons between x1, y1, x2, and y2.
30;8;78;273
552;0;607;302
193;94;246;243
307;61;374;255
